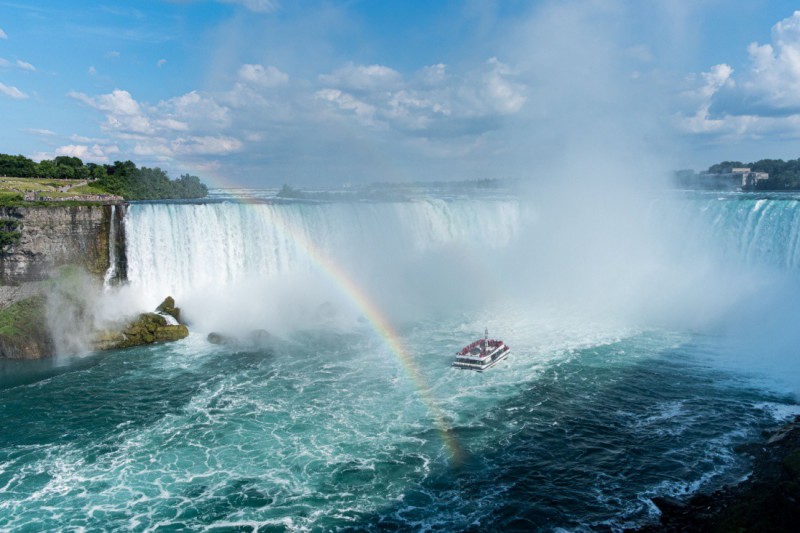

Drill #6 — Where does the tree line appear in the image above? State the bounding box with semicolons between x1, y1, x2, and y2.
706;158;800;190
0;153;208;200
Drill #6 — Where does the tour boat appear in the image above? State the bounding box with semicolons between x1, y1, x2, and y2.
453;328;510;371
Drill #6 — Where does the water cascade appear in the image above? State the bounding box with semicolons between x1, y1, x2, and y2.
102;205;118;291
123;198;524;315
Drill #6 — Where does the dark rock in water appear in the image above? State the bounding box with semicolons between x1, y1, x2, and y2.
156;296;181;324
207;329;273;350
651;496;688;515
207;332;236;345
637;415;800;532
247;329;272;347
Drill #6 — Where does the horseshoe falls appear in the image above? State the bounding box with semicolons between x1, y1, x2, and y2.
1;190;799;531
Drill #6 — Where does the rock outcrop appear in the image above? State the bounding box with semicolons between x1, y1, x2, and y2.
92;298;189;351
207;329;272;349
639;416;800;532
155;296;182;323
0;204;126;286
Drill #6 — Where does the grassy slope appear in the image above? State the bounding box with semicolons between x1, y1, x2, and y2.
0;177;117;206
0;296;46;337
0;177;110;196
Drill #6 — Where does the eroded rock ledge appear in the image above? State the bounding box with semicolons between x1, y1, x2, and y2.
93;300;189;351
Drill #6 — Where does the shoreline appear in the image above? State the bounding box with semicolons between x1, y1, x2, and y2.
635;415;800;531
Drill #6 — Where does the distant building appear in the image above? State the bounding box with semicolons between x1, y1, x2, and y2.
691;168;770;191
731;168;769;189
745;172;768;189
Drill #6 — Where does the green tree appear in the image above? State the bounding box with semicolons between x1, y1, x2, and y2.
0;154;37;177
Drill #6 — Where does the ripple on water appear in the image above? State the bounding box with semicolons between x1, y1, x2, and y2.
0;320;796;530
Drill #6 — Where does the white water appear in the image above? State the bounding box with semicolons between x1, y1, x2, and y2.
102;205;117;291
119;192;800;394
124;199;526;333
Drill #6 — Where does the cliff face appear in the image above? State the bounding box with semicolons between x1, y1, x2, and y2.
0;204;188;360
0;204;127;286
0;204;127;359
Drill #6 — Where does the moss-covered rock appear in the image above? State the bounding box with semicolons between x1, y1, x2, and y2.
0;295;54;359
92;329;127;351
155;296;181;323
91;302;189;351
155;324;189;342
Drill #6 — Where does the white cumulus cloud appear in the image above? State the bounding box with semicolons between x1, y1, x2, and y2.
0;28;7;40
55;144;120;163
70;89;154;134
741;10;800;109
26;128;56;136
320;63;402;91
65;55;530;183
0;58;36;71
0;82;28;99
16;60;35;71
238;64;289;87
680;11;800;141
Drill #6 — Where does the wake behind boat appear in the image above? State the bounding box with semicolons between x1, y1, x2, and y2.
453;328;510;371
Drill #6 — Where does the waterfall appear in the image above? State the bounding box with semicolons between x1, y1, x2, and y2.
122;198;524;307
102;205;118;291
674;193;800;270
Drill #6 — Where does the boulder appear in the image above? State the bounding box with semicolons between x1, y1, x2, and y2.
155;296;181;323
207;329;272;350
248;329;272;347
208;332;236;345
90;299;189;351
92;329;127;351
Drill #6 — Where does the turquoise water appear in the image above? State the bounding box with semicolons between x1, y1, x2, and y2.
1;313;796;531
2;191;800;530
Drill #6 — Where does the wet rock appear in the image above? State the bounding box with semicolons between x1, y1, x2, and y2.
652;496;688;516
90;299;189;351
247;329;272;347
207;329;273;350
155;296;181;324
208;332;236;345
639;415;800;532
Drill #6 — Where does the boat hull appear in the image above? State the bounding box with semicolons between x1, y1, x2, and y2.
452;347;510;372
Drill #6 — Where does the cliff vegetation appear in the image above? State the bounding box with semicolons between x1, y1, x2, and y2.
0;295;53;359
676;157;800;190
0;153;208;201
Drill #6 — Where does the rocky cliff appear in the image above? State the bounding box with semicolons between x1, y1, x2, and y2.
0;204;129;359
0;204;126;287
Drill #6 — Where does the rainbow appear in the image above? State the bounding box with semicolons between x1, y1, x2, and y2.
222;189;465;463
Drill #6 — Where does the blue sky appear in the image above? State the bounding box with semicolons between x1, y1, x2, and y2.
2;0;800;186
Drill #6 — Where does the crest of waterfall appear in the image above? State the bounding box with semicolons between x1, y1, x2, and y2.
122;199;524;328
